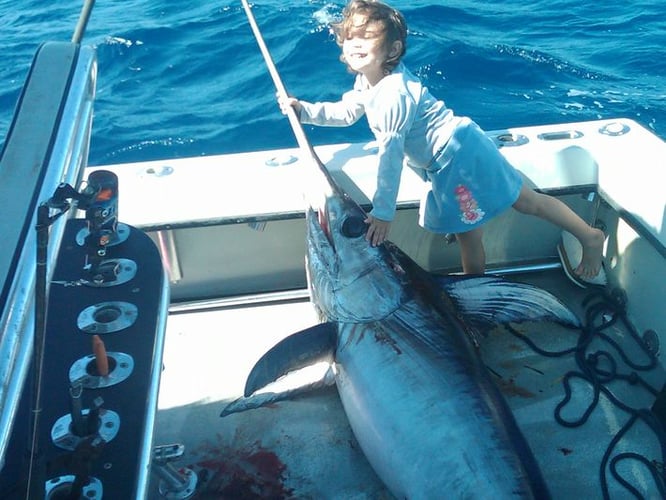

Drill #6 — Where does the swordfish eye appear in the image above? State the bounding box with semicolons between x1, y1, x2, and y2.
341;215;367;238
339;197;368;238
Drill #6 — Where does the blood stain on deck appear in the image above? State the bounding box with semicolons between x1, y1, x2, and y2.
191;439;295;499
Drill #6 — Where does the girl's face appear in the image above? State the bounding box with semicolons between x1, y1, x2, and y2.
342;15;396;85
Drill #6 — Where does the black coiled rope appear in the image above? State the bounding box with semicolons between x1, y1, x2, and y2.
506;289;666;499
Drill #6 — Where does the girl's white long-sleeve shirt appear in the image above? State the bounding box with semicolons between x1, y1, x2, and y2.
298;63;523;234
298;63;461;222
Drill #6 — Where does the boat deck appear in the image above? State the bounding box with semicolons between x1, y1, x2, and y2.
149;268;665;499
152;297;389;498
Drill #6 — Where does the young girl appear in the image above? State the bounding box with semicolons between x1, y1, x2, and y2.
280;0;605;283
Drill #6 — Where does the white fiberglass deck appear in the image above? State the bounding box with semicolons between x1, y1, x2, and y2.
151;298;391;498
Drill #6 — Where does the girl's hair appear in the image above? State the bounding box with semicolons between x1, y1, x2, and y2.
332;0;407;74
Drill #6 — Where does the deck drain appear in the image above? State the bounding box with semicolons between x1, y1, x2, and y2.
69;352;134;389
599;122;630;136
77;301;138;334
492;133;529;147
537;130;583;141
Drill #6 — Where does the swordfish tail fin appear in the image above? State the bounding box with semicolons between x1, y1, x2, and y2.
243;322;337;397
437;275;581;329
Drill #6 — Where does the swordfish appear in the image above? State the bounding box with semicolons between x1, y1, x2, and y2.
221;180;580;498
230;1;580;496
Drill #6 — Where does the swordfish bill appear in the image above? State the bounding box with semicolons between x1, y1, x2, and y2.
234;1;582;497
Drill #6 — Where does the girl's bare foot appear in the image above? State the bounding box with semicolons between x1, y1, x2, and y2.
575;228;605;279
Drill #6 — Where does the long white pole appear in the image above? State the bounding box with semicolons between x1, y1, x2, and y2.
72;0;96;43
240;0;367;225
239;0;325;170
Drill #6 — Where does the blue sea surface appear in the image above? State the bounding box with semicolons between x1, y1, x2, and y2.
1;0;664;165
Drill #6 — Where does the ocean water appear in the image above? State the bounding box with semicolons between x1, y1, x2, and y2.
0;0;664;166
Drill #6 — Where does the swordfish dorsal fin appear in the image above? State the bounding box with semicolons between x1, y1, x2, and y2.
244;321;337;397
437;275;581;329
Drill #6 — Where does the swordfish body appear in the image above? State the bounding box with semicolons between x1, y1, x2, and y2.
225;186;578;498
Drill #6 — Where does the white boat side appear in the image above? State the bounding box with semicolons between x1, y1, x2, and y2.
89;118;665;338
0;42;96;470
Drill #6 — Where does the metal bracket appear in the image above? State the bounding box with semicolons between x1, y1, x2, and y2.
152;444;198;499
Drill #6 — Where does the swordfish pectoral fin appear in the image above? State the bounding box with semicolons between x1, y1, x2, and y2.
219;322;337;418
437;275;581;329
220;367;336;417
244;321;337;397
